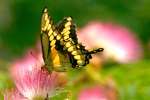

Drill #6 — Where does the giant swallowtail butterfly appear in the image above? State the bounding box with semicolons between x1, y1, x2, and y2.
41;8;103;71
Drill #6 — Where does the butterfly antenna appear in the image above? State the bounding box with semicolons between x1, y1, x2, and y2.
88;48;104;55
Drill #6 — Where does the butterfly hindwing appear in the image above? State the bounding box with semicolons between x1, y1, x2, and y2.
56;17;78;43
56;17;88;68
56;17;104;68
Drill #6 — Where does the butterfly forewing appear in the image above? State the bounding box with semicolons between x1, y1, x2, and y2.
41;8;72;71
41;8;58;71
41;8;51;65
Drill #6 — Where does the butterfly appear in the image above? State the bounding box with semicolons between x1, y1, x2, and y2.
40;8;104;71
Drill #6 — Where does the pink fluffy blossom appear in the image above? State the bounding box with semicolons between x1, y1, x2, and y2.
4;49;66;100
78;21;143;63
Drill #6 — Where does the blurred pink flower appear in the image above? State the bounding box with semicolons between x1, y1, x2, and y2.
78;86;108;100
5;49;66;100
78;85;117;100
78;21;143;63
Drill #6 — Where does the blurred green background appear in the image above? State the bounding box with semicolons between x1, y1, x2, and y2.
0;0;150;100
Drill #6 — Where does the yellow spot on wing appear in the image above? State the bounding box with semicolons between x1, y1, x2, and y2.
63;31;70;36
53;31;57;36
49;35;54;41
68;46;75;52
66;17;72;21
74;55;82;60
62;27;70;34
48;29;53;36
65;42;72;48
43;8;48;13
50;40;56;46
56;34;62;40
65;22;71;27
47;24;51;30
71;50;79;55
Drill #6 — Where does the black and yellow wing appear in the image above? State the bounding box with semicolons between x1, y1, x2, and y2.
41;8;56;71
41;8;71;71
56;17;78;44
56;17;104;68
56;17;84;68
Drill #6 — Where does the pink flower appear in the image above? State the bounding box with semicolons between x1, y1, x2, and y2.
5;49;66;100
78;21;143;63
78;85;117;100
78;86;108;100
